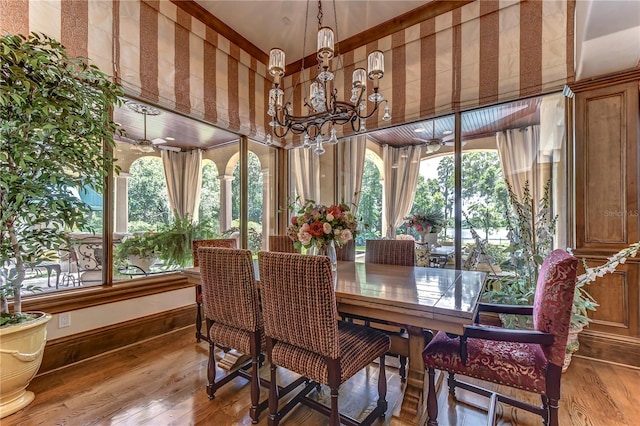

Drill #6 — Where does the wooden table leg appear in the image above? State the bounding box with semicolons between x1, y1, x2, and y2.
398;325;427;424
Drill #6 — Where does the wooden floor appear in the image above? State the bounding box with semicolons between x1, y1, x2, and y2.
5;327;639;426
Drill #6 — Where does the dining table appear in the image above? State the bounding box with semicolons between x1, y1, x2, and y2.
182;260;486;424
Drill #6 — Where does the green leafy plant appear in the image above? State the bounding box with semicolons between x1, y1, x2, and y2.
0;32;123;322
114;233;159;265
152;215;218;267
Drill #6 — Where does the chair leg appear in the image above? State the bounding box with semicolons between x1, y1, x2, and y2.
327;358;341;426
547;397;559;426
196;301;203;342
206;341;217;399
267;339;280;426
377;354;388;415
426;367;438;426
399;355;407;382
447;372;457;397
249;332;260;424
541;394;550;426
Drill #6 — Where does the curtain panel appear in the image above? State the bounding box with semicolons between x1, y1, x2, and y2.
162;149;203;221
338;135;367;215
383;145;423;238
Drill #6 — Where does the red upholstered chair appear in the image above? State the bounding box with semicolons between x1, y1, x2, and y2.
199;247;264;423
335;239;356;261
364;239;415;266
192;238;237;343
268;235;299;253
258;251;390;426
422;249;578;426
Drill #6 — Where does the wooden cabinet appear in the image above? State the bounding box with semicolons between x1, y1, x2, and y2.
571;70;640;366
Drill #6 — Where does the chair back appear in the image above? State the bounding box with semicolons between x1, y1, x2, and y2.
199;247;261;333
335;239;356;261
258;252;339;358
365;239;415;266
268;235;299;253
192;238;237;267
532;249;578;367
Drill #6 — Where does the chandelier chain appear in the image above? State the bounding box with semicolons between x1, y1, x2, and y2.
266;0;391;151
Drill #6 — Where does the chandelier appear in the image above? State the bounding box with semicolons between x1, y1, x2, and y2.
266;0;391;154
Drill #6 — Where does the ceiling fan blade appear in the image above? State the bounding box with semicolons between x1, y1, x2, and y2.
157;145;181;152
114;134;138;145
412;137;443;145
151;138;167;145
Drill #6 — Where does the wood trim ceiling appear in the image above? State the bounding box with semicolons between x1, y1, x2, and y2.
172;0;474;71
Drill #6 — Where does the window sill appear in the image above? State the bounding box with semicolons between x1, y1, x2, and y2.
16;273;192;315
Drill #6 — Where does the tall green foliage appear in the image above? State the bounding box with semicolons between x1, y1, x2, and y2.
232;152;263;224
0;33;123;315
356;153;383;243
128;157;170;227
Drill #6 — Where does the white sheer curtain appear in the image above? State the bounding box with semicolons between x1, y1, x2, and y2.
496;125;549;203
383;144;423;238
162;149;203;221
291;147;320;203
338;135;367;214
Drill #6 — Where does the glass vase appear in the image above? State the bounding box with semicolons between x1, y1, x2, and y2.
308;239;337;271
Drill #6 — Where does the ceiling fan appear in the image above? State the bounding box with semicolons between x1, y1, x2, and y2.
116;101;181;153
412;120;456;154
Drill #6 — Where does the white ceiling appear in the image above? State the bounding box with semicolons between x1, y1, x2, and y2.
575;0;640;80
193;0;429;63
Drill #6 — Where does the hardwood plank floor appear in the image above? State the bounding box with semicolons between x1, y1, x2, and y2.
4;327;638;425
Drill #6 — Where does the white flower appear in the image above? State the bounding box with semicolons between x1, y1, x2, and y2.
323;222;332;234
326;213;334;221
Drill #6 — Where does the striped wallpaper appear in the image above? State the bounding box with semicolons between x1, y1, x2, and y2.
0;0;574;145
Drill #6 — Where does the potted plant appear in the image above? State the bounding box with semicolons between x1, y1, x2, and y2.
405;209;445;246
0;32;122;417
114;233;159;272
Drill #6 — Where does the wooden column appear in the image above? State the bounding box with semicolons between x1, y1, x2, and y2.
570;69;640;367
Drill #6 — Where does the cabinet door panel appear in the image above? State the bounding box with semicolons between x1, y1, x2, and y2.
575;81;639;251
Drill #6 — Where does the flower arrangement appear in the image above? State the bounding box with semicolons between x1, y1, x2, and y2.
287;200;358;250
405;213;441;234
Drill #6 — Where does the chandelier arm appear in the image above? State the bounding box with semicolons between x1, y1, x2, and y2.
351;117;362;133
355;99;388;121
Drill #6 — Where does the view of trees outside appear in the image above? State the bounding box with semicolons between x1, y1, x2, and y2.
461;151;508;240
402;151;508;243
128;157;170;231
230;151;264;252
357;150;508;245
356;151;383;245
231;152;264;224
199;161;221;234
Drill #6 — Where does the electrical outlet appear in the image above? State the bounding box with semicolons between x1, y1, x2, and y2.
58;312;71;328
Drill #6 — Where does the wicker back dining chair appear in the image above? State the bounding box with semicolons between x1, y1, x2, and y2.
365;239;415;266
258;251;390;426
335;239;356;261
362;239;415;381
268;235;299;253
199;247;265;423
192;238;237;342
422;249;578;426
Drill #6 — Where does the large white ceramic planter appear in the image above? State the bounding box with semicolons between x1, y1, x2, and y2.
0;312;51;418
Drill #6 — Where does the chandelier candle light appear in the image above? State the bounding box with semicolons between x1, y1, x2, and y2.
267;0;391;154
